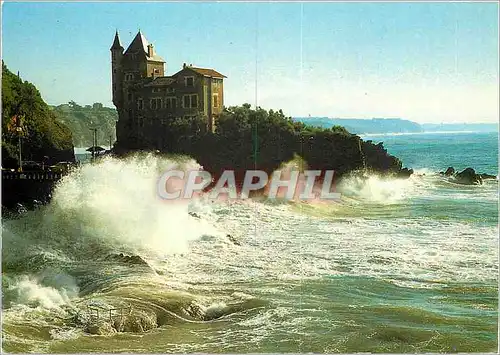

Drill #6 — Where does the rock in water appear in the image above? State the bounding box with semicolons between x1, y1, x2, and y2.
479;173;497;180
444;167;455;176
105;253;150;267
86;320;117;335
454;168;483;185
396;167;414;179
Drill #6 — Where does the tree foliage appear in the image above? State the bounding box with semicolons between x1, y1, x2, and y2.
2;61;74;168
51;102;118;147
120;103;403;182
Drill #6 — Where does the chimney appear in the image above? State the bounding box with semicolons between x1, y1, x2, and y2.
183;63;186;69
147;44;154;57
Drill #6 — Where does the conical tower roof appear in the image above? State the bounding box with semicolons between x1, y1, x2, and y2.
124;30;165;63
124;30;149;55
110;30;123;50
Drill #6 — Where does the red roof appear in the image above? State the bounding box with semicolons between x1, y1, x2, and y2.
187;67;227;78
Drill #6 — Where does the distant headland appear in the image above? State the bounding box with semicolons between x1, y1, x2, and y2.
293;117;499;135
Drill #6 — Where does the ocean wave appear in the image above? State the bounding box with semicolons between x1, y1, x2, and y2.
2;151;497;352
2;154;227;273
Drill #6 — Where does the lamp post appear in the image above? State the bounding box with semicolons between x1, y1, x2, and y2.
17;126;23;172
90;128;97;162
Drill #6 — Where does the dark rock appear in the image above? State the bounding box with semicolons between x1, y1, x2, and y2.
106;253;150;267
361;139;403;175
121;311;157;333
86;320;116;335
454;168;483;185
396;167;414;179
444;167;455;176
479;173;497;180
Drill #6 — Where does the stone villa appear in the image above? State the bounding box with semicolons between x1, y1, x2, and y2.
110;30;226;149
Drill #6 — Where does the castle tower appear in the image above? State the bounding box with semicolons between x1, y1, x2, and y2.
110;30;124;108
122;31;166;79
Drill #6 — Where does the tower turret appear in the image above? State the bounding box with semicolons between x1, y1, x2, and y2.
110;30;124;107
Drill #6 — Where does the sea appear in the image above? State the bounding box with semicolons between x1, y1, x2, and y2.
2;131;498;353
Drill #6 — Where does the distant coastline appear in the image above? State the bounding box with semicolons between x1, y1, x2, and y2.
359;130;498;138
294;117;499;135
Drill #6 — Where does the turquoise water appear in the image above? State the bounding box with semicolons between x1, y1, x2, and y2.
2;132;498;353
362;131;499;174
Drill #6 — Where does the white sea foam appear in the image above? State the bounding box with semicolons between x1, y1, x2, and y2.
2;151;497;352
3;154;224;266
4;275;75;309
336;173;417;203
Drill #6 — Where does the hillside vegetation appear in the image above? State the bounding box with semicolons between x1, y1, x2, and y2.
2;62;74;168
51;102;117;147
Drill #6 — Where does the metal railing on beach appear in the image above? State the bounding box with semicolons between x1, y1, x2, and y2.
86;304;133;323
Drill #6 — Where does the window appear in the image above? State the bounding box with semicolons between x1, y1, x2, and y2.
213;94;219;108
128;93;133;101
166;87;175;94
182;94;198;108
154;68;160;74
213;78;222;88
125;73;134;81
185;76;194;87
165;97;177;109
137;98;144;110
138;116;144;128
113;69;117;74
151;98;162;110
152;88;162;93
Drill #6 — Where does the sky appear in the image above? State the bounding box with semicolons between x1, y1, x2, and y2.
2;1;499;123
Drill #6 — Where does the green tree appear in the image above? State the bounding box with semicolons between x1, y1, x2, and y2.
2;61;74;168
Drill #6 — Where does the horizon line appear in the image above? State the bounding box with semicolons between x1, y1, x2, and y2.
47;101;499;126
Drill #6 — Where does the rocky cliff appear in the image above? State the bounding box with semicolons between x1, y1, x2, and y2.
51;102;117;147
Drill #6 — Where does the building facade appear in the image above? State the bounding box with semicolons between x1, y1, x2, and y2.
111;30;226;150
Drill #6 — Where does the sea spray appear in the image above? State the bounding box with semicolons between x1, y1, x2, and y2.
2;153;265;350
3;153;223;269
3;275;76;309
1;153;230;322
336;172;417;203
